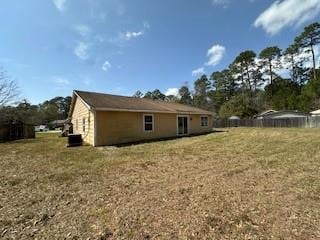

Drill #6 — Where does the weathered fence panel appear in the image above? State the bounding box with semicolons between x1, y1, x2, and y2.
0;123;35;142
213;117;320;128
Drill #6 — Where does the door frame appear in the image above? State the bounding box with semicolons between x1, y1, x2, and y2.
176;115;190;136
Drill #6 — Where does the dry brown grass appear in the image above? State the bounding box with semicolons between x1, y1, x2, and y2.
1;128;320;239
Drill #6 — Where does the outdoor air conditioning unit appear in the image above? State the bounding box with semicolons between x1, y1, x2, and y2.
67;134;83;147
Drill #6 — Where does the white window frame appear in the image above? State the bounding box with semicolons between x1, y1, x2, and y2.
143;114;154;132
200;115;209;128
82;117;86;133
75;119;78;131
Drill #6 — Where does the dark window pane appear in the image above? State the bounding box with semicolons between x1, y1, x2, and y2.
184;117;188;134
145;115;153;123
145;123;153;131
201;117;208;126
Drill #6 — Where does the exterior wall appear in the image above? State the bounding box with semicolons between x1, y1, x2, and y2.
95;111;212;146
189;115;212;134
70;97;95;145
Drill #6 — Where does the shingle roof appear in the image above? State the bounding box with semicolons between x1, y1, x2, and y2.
311;109;320;115
73;90;213;115
257;110;309;119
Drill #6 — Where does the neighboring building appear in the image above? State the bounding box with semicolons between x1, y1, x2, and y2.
50;119;68;130
34;125;49;132
255;110;309;119
254;110;277;119
228;116;240;120
68;90;213;146
310;109;320;116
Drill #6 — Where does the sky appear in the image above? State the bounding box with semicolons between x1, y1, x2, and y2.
0;0;320;104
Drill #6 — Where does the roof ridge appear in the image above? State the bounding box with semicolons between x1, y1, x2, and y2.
74;89;137;100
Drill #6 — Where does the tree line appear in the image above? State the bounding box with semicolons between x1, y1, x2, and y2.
0;69;71;125
0;96;71;126
135;22;320;118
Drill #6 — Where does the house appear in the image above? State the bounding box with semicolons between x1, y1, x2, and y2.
68;90;213;146
310;109;320;116
50;119;68;130
254;110;310;120
254;109;277;119
228;116;240;120
35;125;49;132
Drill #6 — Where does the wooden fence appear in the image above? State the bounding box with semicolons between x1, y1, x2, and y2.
213;117;320;128
0;122;35;142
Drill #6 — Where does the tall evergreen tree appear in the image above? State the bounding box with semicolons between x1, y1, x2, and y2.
283;43;309;90
211;69;236;101
178;86;192;105
259;46;282;87
233;50;257;92
143;89;166;100
193;75;211;109
133;90;143;98
152;89;166;100
264;77;300;110
295;22;320;81
210;69;237;112
143;91;153;99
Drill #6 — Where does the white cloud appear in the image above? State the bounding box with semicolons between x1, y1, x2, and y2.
109;22;150;45
102;61;112;72
123;31;144;40
111;31;144;44
192;67;205;76
165;88;179;96
212;0;230;8
74;42;90;60
254;0;320;35
73;24;91;37
206;44;226;66
52;0;67;12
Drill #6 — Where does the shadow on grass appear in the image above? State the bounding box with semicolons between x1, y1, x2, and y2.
113;130;227;148
212;129;229;133
0;137;39;145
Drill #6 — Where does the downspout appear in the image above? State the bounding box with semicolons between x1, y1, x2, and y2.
82;110;91;142
93;110;97;147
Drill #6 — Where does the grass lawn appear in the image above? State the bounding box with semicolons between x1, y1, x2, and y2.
1;128;320;239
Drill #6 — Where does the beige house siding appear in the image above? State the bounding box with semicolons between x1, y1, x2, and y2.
95;111;212;146
189;115;212;134
70;96;95;145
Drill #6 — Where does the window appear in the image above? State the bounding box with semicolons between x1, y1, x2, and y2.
76;119;78;131
82;117;86;132
143;114;154;132
200;116;209;127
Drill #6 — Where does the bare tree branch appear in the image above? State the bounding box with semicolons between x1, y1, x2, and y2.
0;69;19;107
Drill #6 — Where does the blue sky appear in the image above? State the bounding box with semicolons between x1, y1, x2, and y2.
0;0;320;104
